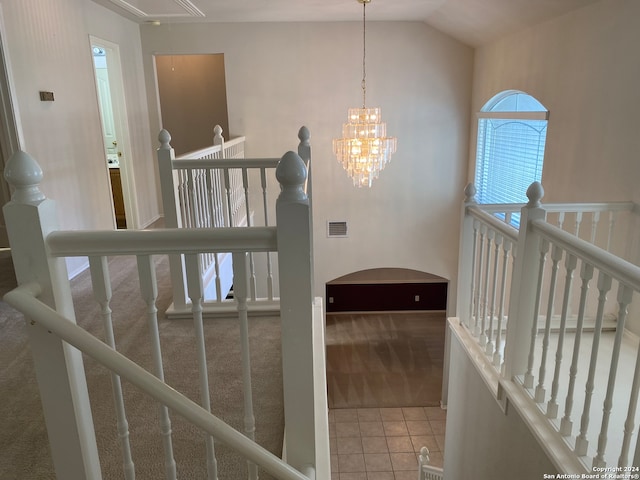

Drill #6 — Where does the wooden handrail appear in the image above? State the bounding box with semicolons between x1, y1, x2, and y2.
46;227;278;257
531;218;640;291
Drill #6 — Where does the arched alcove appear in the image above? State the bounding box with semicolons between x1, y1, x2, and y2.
325;267;448;313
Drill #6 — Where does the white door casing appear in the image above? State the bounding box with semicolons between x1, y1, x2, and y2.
90;36;139;229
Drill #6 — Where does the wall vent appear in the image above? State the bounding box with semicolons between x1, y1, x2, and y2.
327;221;348;238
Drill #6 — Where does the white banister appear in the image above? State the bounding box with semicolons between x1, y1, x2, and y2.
3;283;312;480
2;151;102;479
418;447;444;480
275;151;318;473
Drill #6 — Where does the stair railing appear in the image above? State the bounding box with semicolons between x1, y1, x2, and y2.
157;125;312;316
454;180;640;471
3;148;327;479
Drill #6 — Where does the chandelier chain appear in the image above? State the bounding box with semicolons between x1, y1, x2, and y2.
361;0;367;108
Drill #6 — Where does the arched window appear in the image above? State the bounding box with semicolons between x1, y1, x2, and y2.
474;91;549;207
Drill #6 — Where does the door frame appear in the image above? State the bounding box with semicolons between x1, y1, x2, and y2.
0;5;24;246
89;35;139;229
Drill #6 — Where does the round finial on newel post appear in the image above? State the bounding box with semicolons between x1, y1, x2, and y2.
298;126;310;146
213;125;223;137
4;150;45;205
464;183;477;203
276;151;308;202
526;181;544;207
158;129;172;150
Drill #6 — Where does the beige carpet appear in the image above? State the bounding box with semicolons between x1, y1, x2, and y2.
0;253;284;479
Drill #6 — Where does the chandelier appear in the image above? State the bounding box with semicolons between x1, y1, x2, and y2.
333;0;397;188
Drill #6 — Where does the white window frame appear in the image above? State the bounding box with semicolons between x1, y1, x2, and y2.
474;91;549;219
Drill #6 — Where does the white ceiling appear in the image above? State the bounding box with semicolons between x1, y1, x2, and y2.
92;0;600;47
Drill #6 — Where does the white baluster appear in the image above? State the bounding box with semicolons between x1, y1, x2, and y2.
187;169;198;229
607;211;617;252
547;253;577;419
534;244;561;401
184;253;218;479
233;252;258;480
574;211;583;237
89;256;135;479
474;224;487;338
591;211;600;245
524;239;549;390
621;299;640;467
479;229;494;347
241;167;258;300
223;168;233;226
261;167;274;300
468;218;480;330
493;239;511;370
558;211;565;230
485;233;501;356
593;284;634;469
560;262;594;436
575;272;612;456
136;255;177;479
213;253;223;303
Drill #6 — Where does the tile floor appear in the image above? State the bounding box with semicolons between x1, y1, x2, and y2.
329;406;445;480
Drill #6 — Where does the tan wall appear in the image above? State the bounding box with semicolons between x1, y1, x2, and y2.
140;21;474;307
155;54;229;156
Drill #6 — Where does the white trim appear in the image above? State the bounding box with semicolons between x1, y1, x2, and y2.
89;36;140;229
476;110;549;120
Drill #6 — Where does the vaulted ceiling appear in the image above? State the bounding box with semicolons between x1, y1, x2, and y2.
91;0;600;47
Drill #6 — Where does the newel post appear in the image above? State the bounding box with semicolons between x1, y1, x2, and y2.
455;183;478;323
2;151;102;478
213;124;225;150
157;129;188;310
275;151;317;473
503;181;547;381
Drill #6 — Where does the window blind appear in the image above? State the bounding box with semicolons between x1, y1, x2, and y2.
475;118;547;206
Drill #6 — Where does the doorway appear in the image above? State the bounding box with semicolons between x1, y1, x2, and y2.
90;37;138;229
325;268;448;409
154;54;230;155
